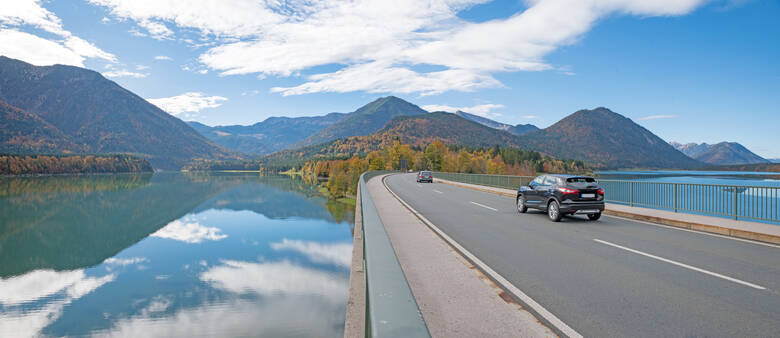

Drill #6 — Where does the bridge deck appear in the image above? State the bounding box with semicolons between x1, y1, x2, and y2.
380;173;780;337
365;175;554;338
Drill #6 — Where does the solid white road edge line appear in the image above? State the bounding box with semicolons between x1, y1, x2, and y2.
383;175;583;338
604;214;780;249
593;239;767;290
470;201;498;211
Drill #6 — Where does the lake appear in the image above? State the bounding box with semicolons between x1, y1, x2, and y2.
0;173;354;337
595;170;779;224
594;170;780;187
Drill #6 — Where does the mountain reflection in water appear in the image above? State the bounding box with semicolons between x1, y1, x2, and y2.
0;173;354;337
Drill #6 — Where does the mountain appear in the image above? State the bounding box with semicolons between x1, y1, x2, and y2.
453;110;539;136
454;110;511;130
669;142;710;158
375;112;525;148
0;56;235;169
263;111;527;166
508;123;539;136
296;96;428;147
694;142;768;165
188;121;270;155
0;100;80;153
187;112;346;155
517;107;701;169
670;141;768;165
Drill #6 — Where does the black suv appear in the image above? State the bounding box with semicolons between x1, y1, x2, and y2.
516;175;604;222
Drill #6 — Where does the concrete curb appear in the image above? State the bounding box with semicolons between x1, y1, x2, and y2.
344;182;366;338
435;178;780;246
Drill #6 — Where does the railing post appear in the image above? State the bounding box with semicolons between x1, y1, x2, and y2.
733;186;738;220
629;182;634;207
673;183;677;213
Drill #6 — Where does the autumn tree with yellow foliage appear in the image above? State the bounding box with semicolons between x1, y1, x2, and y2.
300;140;587;200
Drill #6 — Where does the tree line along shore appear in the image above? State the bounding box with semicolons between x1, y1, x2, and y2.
0;154;153;175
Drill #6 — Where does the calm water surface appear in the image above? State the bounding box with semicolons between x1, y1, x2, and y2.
595;170;780;187
0;173;354;337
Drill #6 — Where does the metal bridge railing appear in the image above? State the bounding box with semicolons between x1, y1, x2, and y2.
359;172;430;337
433;172;780;224
433;172;534;190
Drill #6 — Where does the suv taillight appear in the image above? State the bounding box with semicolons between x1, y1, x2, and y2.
598;188;604;195
557;187;579;194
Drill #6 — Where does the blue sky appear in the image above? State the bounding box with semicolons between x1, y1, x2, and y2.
1;0;778;157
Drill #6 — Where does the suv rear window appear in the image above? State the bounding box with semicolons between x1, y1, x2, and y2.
566;177;596;183
421;171;431;175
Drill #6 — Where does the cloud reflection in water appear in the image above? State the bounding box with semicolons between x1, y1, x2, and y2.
0;269;116;337
151;219;227;243
94;259;348;337
270;238;352;268
201;259;348;303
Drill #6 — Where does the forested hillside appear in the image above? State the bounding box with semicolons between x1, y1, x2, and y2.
0;56;236;169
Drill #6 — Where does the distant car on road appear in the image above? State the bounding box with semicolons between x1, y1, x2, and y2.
416;171;433;183
516;174;604;222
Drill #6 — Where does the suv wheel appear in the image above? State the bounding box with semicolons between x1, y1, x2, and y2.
516;196;527;213
547;200;562;222
587;212;601;221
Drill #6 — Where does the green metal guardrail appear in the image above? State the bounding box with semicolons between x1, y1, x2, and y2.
359;172;430;337
433;172;780;223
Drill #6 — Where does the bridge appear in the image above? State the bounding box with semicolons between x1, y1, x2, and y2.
345;172;780;338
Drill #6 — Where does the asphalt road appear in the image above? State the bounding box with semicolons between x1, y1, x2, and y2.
385;173;780;338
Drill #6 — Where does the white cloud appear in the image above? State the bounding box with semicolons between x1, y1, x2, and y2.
637;114;678;121
138;19;173;40
89;0;283;38
271;61;500;96
151;219;227;243
0;0;116;66
521;115;538;119
270;239;352;267
90;0;707;96
0;29;85;66
0;0;67;36
154;55;172;61
422;103;505;117
63;36;116;62
135;64;149;70
147;92;227;117
102;69;148;78
241;90;260;96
